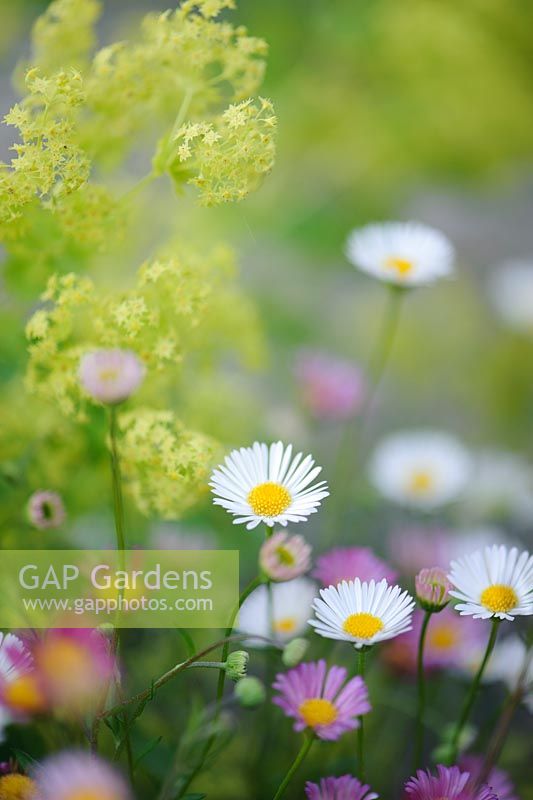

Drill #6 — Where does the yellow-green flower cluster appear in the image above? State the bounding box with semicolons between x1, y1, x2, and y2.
25;243;264;419
173;98;277;205
1;68;88;229
118;408;219;518
28;0;101;74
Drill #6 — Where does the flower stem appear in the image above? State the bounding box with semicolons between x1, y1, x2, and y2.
414;610;432;769
175;575;264;798
356;647;367;782
448;618;500;763
272;733;314;800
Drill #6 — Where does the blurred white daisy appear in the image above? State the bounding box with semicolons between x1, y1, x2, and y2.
482;634;533;711
238;577;317;647
369;430;471;510
346;221;454;287
463;450;533;526
210;441;329;530
488;260;533;332
309;578;415;649
448;545;533;621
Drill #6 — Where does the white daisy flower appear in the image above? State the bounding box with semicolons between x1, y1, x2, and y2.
210;441;329;530
448;545;533;621
309;578;415;649
482;634;533;712
238;577;317;647
488;260;533;332
369;430;471;510
346;221;454;287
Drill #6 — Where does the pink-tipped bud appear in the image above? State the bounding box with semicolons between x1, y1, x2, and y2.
259;531;312;582
415;567;451;612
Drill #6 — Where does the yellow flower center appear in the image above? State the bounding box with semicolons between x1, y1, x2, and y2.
69;793;116;800
299;697;338;727
3;675;46;715
408;469;434;493
386;256;414;276
247;482;291;517
275;545;296;566
429;625;457;650
98;368;119;383
0;774;37;800
480;584;518;613
343;612;384;639
274;616;297;633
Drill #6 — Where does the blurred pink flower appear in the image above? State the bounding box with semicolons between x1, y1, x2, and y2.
33;629;115;715
313;546;397;587
27;490;66;530
306;775;378;800
294;350;366;421
273;659;370;741
383;608;487;674
34;751;131;800
260;530;312;581
459;756;518;800
79;349;145;404
404;765;497;800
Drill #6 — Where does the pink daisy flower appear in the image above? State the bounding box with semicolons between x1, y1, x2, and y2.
313;547;397;588
294;350;366;421
383;608;486;674
79;349;145;405
459;756;518;800
27;490;66;530
34;629;115;714
305;775;378;799
404;765;498;800
272;659;371;741
33;750;131;800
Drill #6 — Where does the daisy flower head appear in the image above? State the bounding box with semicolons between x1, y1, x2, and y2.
272;659;370;741
259;530;312;581
415;567;452;612
0;633;33;686
488;260;533;332
27;490;66;530
238;577;316;646
346;221;454;287
369;430;472;510
79;349;145;405
210;441;329;530
383;608;486;674
305;774;378;800
448;545;533;620
404;765;497;800
313;546;397;588
309;578;415;649
33;751;131;800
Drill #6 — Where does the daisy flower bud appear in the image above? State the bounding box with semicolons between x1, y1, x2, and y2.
282;638;309;667
234;676;266;707
27;490;66;530
415;567;451;612
259;531;312;582
224;650;249;682
346;221;454;287
79;349;145;405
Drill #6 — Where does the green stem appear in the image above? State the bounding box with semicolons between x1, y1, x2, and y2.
414;610;432;769
356;647;367;782
175;575;263;798
329;285;405;534
272;734;314;800
448;618;500;763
